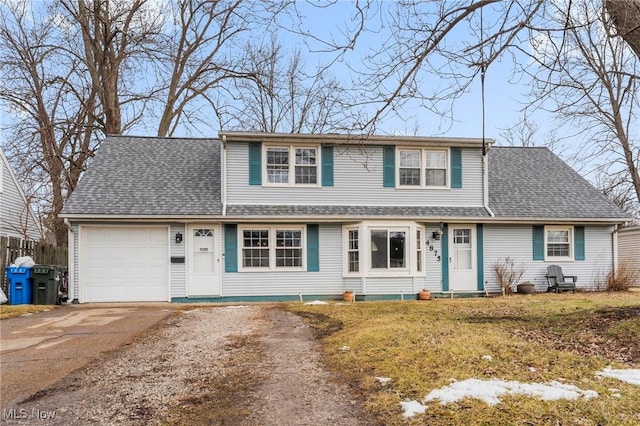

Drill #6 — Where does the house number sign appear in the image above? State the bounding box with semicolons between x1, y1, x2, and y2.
425;240;441;262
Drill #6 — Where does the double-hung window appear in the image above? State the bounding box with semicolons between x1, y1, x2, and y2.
265;145;318;186
397;148;448;188
241;226;304;270
546;226;573;260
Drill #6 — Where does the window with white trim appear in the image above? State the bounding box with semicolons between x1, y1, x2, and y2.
343;222;424;276
397;148;448;188
545;226;573;260
265;145;318;186
241;226;305;270
416;229;423;272
347;229;359;273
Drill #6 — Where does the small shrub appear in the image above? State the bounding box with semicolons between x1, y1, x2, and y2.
606;261;639;292
493;257;526;295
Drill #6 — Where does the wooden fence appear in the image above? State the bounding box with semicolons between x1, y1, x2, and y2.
1;236;68;295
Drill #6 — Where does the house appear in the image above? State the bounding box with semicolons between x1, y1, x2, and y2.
60;133;630;303
616;226;640;288
0;147;42;241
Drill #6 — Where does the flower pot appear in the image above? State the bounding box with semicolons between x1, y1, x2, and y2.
517;282;535;294
343;291;354;302
418;290;431;300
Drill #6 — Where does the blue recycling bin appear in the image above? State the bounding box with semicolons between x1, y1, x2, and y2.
6;267;33;305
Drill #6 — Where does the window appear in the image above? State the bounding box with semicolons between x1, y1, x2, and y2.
265;145;318;186
397;148;448;188
275;230;302;267
425;150;447;187
416;229;423;272
348;229;359;272
546;226;572;260
266;147;289;184
240;226;305;270
344;223;423;276
399;150;421;186
370;229;407;270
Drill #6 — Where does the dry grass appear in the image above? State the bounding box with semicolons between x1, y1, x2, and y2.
0;304;56;319
287;293;640;425
606;261;640;292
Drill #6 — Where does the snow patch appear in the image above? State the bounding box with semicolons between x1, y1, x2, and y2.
401;378;599;417
424;379;597;406
482;355;492;361
400;400;426;418
596;368;640;385
304;300;328;305
376;377;392;386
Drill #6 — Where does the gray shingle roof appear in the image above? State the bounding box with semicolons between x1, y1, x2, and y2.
62;136;222;215
488;147;628;219
63;136;628;221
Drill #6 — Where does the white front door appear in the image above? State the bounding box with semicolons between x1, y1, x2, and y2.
187;224;220;296
449;225;477;291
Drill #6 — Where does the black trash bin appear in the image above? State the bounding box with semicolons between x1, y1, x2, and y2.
32;265;65;305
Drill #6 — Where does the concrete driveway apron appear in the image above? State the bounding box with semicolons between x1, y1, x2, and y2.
0;304;177;407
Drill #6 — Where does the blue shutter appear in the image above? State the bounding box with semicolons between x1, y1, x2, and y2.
533;226;544;260
575;226;585;261
224;224;238;272
249;142;262;185
477;224;484;291
307;224;319;272
441;224;449;291
451;148;462;188
383;146;395;187
321;146;334;187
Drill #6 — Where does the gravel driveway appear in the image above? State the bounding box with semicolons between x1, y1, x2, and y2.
2;305;377;425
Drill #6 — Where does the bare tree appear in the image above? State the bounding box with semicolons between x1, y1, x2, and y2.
0;1;99;244
223;35;356;133
154;0;275;137
524;1;639;217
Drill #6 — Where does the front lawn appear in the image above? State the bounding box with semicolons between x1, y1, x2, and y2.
287;293;640;425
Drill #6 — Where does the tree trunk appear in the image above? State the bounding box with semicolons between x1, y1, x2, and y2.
606;0;640;59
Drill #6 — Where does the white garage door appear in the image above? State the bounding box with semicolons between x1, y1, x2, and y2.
81;226;169;302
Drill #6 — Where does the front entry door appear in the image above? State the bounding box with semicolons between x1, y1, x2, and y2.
449;225;477;291
187;224;220;296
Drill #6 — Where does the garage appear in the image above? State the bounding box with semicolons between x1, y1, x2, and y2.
80;226;169;302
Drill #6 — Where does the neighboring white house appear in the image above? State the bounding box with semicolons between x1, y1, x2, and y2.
60;133;631;303
617;226;640;288
0;147;41;241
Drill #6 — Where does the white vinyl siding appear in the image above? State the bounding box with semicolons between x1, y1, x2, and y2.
223;224;343;296
0;155;41;240
226;143;483;207
170;224;186;298
617;228;640;287
483;224;614;292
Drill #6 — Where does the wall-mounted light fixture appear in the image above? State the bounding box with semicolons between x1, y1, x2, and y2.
432;223;444;240
175;232;183;244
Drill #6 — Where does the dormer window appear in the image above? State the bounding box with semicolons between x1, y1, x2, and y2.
398;148;448;188
265;145;318;186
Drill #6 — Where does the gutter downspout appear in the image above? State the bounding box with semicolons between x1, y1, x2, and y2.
221;134;227;216
63;218;78;304
612;224;619;272
482;152;495;217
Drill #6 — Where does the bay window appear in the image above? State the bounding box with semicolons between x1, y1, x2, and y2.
344;222;424;276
